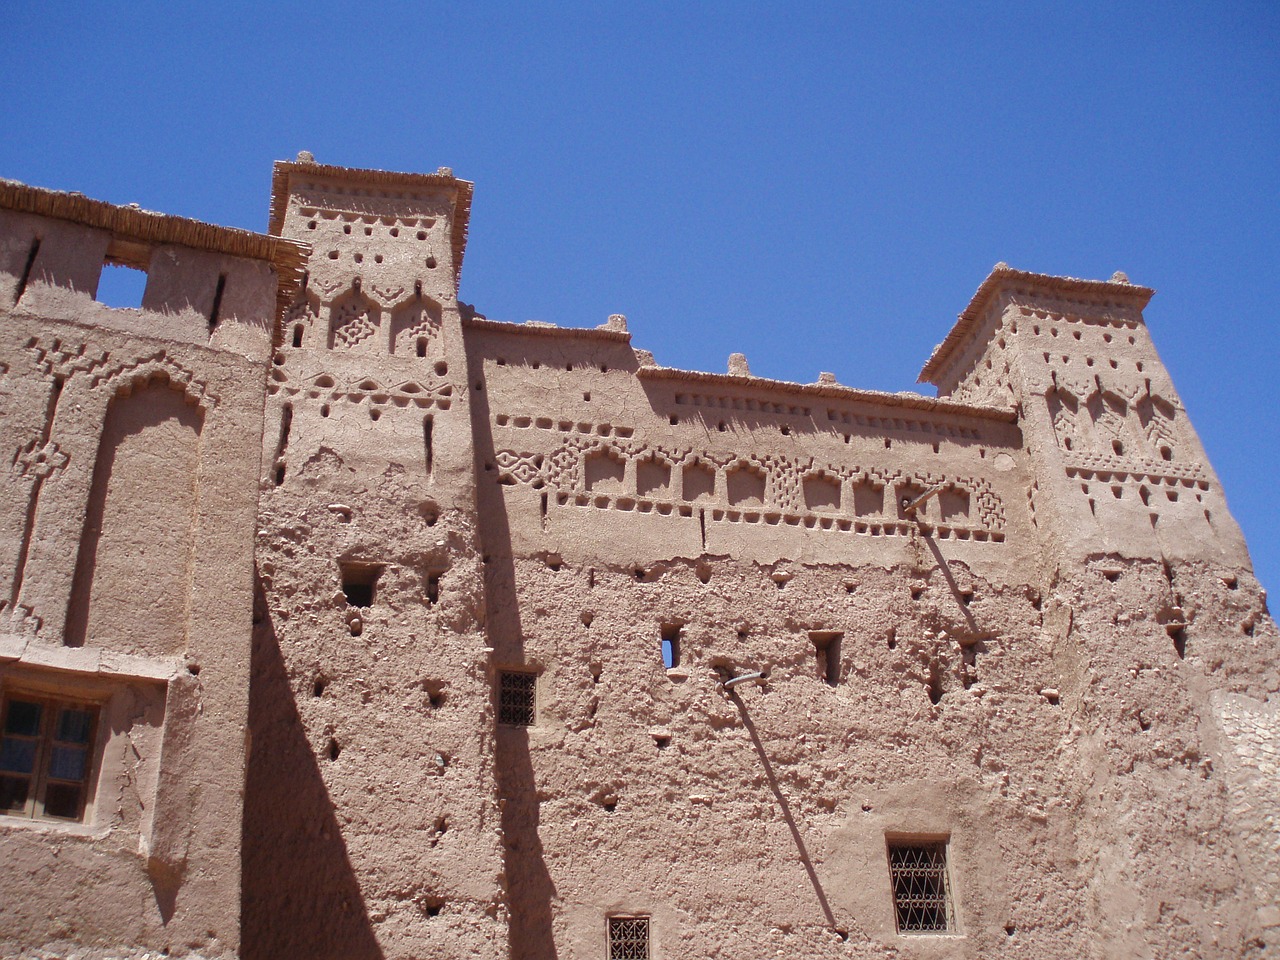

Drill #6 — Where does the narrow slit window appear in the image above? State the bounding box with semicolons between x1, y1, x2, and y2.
0;693;99;823
608;916;650;960
887;840;954;934
810;631;843;687
497;671;536;726
660;623;681;669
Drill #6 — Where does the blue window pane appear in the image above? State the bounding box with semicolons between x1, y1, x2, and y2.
48;745;87;782
4;700;42;737
0;738;37;774
56;709;93;744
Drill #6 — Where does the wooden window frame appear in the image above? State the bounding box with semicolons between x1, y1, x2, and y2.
0;691;101;823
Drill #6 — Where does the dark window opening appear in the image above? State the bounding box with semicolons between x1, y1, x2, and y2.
810;631;843;687
340;562;382;608
497;671;536;726
608;916;650;960
292;324;304;348
0;694;99;823
208;273;227;330
416;338;427;358
425;571;442;605
888;840;954;934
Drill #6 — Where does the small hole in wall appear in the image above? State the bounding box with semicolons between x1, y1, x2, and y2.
389;227;400;237
187;663;201;676
343;224;352;234
348;619;362;637
341;563;381;607
1223;576;1238;591
1160;445;1172;462
886;630;897;650
425;572;442;605
292;325;304;348
308;220;317;230
927;669;944;705
653;735;671;749
1112;440;1124;456
417;230;428;241
417;339;427;358
670;415;678;425
780;425;790;436
275;464;286;486
1005;925;1016;937
603;800;617;812
583;392;591;402
321;404;330;417
932;441;940;453
327;738;341;761
1169;625;1187;659
434;361;448;376
961;590;974;606
353;253;363;264
835;930;849;942
422;898;443;918
884;438;892;449
370;409;381;421
364;226;373;236
1104;570;1120;583
328;251;339;260
718;421;726;432
581;611;594;628
696;562;712;584
911;587;924;601
313;677;327;697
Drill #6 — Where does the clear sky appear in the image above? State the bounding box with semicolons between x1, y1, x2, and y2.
2;1;1277;594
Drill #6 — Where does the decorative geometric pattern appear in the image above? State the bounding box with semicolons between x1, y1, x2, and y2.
12;440;68;480
497;671;536;727
888;842;953;933
607;916;650;960
332;300;378;348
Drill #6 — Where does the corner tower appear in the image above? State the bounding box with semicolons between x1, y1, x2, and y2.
244;159;505;960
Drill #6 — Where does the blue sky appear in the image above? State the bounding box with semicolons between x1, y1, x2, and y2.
2;1;1277;594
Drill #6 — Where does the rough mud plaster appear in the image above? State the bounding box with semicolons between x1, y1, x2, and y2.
1;170;1278;959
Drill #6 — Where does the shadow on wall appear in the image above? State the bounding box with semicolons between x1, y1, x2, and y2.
242;573;384;960
468;345;560;960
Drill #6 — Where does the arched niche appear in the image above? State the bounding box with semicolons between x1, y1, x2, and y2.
65;374;204;655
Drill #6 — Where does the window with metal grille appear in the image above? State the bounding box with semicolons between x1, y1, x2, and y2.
0;693;99;822
497;671;536;726
607;915;650;960
888;840;954;933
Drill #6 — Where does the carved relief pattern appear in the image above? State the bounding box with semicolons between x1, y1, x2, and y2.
266;367;453;411
493;418;1006;542
90;352;217;407
12;440;68;480
26;337;110;381
332;299;379;348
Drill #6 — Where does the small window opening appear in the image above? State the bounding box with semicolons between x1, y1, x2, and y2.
416;338;427;358
425;571;442;605
424;416;434;478
96;263;148;309
340;563;382;608
292;324;304;348
313;676;327;698
0;694;99;822
326;738;341;761
1111;439;1125;456
810;631;842;687
497;671;537;726
1169;625;1186;659
608;916;650;960
888;840;954;934
660;624;682;669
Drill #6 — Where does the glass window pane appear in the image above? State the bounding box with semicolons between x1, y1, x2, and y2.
4;699;42;737
0;774;30;812
48;745;87;782
56;708;93;744
42;782;83;820
0;737;37;774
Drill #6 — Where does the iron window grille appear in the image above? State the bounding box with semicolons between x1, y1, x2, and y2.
608;916;650;960
497;671;536;726
888;840;955;933
0;693;99;822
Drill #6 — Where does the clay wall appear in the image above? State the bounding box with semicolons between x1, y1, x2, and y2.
0;193;292;958
1;163;1277;960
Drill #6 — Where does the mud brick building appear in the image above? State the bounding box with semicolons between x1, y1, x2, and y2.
0;158;1276;959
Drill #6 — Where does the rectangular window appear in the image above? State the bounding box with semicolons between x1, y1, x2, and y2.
497;671;536;727
810;631;842;687
608;916;650;960
887;840;954;933
0;693;99;822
